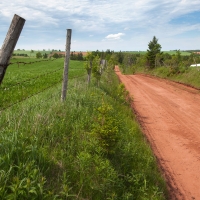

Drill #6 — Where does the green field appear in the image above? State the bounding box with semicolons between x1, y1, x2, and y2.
162;51;191;56
0;58;167;199
13;50;53;57
123;50;191;56
1;58;85;110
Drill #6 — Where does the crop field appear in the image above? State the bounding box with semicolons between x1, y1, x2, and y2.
13;50;88;58
0;58;85;110
162;51;191;56
0;58;166;199
123;50;191;56
13;50;52;57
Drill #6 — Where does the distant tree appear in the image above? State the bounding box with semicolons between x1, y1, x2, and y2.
70;52;74;60
117;51;124;64
36;52;42;59
29;50;34;58
43;53;48;59
146;36;162;69
53;53;59;58
77;52;83;60
58;54;63;58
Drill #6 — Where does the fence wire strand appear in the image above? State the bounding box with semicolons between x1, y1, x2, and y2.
0;67;63;90
0;89;61;132
0;59;87;133
0;73;86;113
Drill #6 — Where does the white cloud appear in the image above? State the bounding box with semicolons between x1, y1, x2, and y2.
1;0;200;50
105;33;125;40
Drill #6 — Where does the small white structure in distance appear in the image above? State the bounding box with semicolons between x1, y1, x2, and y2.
190;64;200;67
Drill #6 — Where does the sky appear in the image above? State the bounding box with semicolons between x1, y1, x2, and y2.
0;0;200;51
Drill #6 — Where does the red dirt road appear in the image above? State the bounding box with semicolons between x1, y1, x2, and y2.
115;66;200;200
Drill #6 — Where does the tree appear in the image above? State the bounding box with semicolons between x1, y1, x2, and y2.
36;52;42;59
146;36;162;69
53;53;59;59
43;53;48;59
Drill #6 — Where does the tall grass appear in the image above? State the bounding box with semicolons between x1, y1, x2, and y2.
0;58;167;199
134;65;200;89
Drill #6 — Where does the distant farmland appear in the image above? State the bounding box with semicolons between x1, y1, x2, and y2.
123;50;191;56
13;50;88;57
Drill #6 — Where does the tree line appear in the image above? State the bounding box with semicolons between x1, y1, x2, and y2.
108;36;200;74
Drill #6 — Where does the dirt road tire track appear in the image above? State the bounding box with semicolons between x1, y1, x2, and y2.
115;66;200;200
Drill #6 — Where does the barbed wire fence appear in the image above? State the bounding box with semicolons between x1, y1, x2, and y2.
0;73;87;132
0;67;86;114
0;24;89;132
0;67;63;90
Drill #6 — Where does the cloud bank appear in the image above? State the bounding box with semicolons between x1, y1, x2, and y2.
0;0;200;50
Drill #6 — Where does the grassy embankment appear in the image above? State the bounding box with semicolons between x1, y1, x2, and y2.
0;58;167;199
134;64;200;89
121;51;200;89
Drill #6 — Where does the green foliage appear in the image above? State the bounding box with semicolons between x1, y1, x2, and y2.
43;53;48;59
146;36;162;69
92;100;120;155
0;59;85;110
52;53;59;59
84;61;92;75
92;55;102;85
36;52;42;59
117;83;130;103
142;65;200;89
0;59;167;199
70;52;84;61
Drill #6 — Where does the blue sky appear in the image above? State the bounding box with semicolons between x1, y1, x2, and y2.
0;0;200;51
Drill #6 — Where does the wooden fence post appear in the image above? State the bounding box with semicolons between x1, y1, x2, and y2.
61;29;72;101
0;14;25;85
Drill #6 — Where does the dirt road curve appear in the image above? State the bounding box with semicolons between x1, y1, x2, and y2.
115;66;200;200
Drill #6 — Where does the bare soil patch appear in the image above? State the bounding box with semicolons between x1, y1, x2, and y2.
115;66;200;200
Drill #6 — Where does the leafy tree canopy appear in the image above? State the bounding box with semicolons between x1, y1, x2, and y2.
53;53;59;59
36;52;42;59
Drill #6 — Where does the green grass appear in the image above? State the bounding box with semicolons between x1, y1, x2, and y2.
133;65;200;89
122;51;191;56
162;51;191;56
0;59;167;199
0;58;85;110
121;51;191;56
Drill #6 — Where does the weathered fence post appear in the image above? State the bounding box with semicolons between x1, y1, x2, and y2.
61;29;72;101
0;14;25;85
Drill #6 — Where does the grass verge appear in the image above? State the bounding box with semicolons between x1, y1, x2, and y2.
133;65;200;89
0;59;167;199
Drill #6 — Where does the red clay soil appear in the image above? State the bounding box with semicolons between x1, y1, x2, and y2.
115;66;200;200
